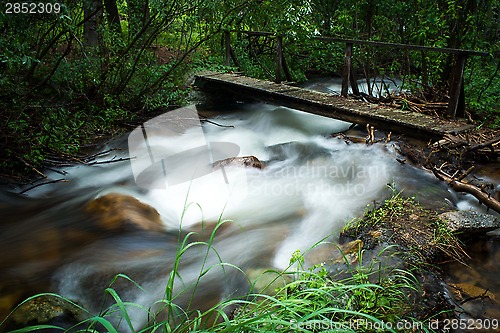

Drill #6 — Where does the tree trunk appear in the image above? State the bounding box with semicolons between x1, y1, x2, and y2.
365;0;374;38
83;0;103;47
104;0;121;33
127;0;149;38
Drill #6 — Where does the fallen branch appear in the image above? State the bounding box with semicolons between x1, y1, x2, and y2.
201;119;235;128
20;178;68;194
431;167;500;214
456;166;475;182
430;134;467;150
83;148;121;162
468;135;500;152
18;157;46;178
87;157;131;165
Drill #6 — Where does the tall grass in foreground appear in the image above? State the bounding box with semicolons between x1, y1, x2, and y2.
1;244;438;332
1;200;440;332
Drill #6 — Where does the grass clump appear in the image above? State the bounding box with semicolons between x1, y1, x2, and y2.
1;247;436;333
227;252;431;333
342;187;466;264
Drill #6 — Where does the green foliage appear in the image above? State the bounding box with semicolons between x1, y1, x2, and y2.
344;186;466;264
2;245;434;333
1;0;499;176
465;59;500;128
0;0;259;175
344;186;408;235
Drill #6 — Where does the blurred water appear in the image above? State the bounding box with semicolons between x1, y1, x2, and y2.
298;76;404;97
0;101;480;331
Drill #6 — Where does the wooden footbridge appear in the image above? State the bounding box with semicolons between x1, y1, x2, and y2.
195;71;474;140
194;30;500;139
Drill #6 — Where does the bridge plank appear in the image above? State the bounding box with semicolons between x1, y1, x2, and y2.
195;72;474;139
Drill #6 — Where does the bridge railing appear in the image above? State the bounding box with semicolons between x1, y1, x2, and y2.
315;37;495;118
223;30;498;118
223;30;293;84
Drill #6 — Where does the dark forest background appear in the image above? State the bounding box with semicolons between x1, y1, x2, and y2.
0;0;499;178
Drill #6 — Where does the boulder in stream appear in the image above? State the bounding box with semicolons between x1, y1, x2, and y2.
213;156;262;170
439;210;500;234
4;294;83;330
304;239;364;267
85;193;165;233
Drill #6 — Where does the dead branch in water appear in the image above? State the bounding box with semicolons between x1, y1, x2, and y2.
200;118;235;128
19;178;69;194
87;157;132;165
431;166;500;214
18;157;46;178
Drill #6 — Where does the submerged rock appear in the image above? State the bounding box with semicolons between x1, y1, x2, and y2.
85;193;165;233
4;294;83;330
245;268;292;295
304;239;364;267
213;156;262;170
439;210;500;234
448;283;496;302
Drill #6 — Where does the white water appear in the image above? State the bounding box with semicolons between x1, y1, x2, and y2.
299;76;405;97
5;102;462;330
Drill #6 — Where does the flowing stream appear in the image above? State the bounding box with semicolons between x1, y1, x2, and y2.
1;96;499;330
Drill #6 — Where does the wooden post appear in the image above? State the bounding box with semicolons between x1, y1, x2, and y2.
421;51;428;87
282;54;293;82
224;30;231;67
349;66;359;96
341;43;353;97
229;47;240;69
276;35;283;83
447;53;467;118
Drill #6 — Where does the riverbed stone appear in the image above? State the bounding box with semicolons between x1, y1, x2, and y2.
439;210;500;234
85;193;165;233
304;239;364;267
245;268;293;295
5;294;83;329
213;156;262;170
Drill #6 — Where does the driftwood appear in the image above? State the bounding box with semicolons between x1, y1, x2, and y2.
430;134;467;150
468;135;500;152
331;124;390;145
428;132;500;161
431;167;500;214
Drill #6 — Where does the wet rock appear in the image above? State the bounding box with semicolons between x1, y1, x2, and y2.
439;210;500;234
245;268;292;295
304;239;363;267
85;193;165;233
448;283;496;302
213;156;262;170
270;141;329;156
5;294;83;329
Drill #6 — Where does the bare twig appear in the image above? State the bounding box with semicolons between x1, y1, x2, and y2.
457;166;475;182
20;179;68;194
201;119;235;128
18;157;46;178
87;157;131;165
469;135;500;152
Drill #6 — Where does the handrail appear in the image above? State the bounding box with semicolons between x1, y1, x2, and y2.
223;29;499;118
314;37;493;57
229;29;275;37
227;31;497;57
